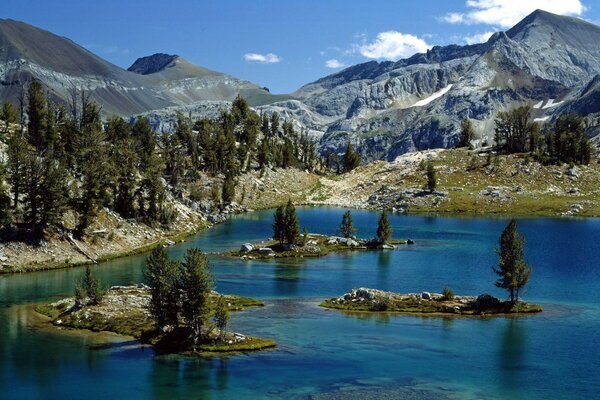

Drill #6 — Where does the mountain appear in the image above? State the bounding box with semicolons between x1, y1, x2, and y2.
0;19;286;116
275;9;600;160
1;11;600;158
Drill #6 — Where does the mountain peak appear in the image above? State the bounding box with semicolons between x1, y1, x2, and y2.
127;53;180;75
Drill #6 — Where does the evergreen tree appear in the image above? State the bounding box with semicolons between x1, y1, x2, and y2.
75;266;105;305
343;142;361;172
0;102;17;138
494;106;532;154
213;295;230;340
284;200;300;245
26;80;48;151
179;249;214;346
270;112;280;137
272;205;286;243
493;220;532;303
6;131;28;208
144;246;180;330
75;101;108;236
426;162;437;192
459;118;475;148
39;155;68;232
222;174;236;205
376;210;392;243
340;210;356;238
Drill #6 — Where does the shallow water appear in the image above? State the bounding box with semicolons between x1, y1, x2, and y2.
1;207;599;399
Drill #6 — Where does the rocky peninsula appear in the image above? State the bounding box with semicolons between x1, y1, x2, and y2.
321;288;542;316
35;285;276;354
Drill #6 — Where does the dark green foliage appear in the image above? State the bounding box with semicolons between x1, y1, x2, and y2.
1;101;17;137
284;200;300;245
340;210;356;238
179;249;214;346
343;142;361;172
144;246;180;330
459;118;475;148
213;295;230;340
75;266;105;305
493;220;532;303
272;205;286;243
547;113;592;165
376;210;392;243
222;174;236;205
426;162;437;192
494;106;533;154
26;80;48;151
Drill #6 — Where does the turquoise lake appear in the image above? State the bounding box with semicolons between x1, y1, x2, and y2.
1;207;599;399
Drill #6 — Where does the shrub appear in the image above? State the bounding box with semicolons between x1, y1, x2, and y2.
370;298;389;311
442;287;454;301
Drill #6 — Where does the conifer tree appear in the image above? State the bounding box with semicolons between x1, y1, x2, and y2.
493;220;532;303
426;162;437;192
222;174;236;205
26;80;48;151
284;200;300;245
376;210;392;243
340;210;356;238
459;118;475;148
213;295;230;340
273;205;286;243
343;141;361;172
179;249;214;346
1;101;17;137
144;246;180;330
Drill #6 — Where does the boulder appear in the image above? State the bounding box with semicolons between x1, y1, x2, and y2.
240;243;254;253
381;244;396;249
421;291;431;300
258;247;275;255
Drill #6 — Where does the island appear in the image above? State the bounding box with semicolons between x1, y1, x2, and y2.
35;284;276;354
320;288;542;316
229;234;414;260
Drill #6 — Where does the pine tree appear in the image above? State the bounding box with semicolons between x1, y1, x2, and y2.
222;174;236;205
343;142;361;172
284;200;300;245
213;295;230;340
144;246;180;330
340;210;356;238
179;249;214;346
0;102;17;137
459;118;475;148
26;80;48;151
6;131;29;208
426;162;437;192
376;210;392;243
272;205;286;243
493;220;532;303
39;155;68;232
75;266;105;305
0;164;12;228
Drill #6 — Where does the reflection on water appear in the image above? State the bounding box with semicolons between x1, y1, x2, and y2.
0;208;599;399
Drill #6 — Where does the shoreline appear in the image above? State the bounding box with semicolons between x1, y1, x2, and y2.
5;202;599;275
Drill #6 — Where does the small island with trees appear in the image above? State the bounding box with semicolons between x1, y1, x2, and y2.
321;219;542;316
35;247;276;355
228;202;414;260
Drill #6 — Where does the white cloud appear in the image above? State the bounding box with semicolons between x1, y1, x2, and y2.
243;53;281;64
464;31;495;45
441;0;587;28
325;59;346;68
358;31;431;60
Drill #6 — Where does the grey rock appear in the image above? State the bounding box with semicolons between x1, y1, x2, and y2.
421;291;431;300
240;243;253;253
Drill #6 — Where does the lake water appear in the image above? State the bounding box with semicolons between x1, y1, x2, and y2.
1;207;599;399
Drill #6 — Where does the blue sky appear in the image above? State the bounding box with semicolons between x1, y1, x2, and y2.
3;0;597;93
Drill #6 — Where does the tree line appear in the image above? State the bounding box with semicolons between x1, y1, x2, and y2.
459;105;593;165
0;81;323;240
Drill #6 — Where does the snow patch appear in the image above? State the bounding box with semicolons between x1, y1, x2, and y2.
542;99;563;109
533;101;543;109
410;85;453;108
534;116;550;122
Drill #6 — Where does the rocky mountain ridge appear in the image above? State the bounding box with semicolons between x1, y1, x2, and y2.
1;10;600;159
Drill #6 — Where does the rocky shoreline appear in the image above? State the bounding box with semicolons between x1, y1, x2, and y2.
35;285;276;355
227;234;413;260
321;288;543;316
